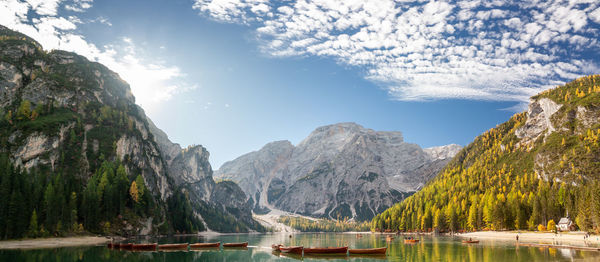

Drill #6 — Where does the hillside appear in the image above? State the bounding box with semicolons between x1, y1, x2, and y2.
372;75;600;233
0;25;262;239
216;122;461;221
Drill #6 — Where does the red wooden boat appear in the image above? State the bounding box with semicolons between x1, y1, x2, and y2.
303;246;348;254
404;239;419;244
190;242;220;248
279;246;303;254
111;243;121;248
158;243;189;250
119;243;133;250
349;247;387;255
131;243;157;251
462;240;480;244
223;242;248;248
272;244;282;251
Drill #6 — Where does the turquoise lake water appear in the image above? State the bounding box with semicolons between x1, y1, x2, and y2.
2;233;600;261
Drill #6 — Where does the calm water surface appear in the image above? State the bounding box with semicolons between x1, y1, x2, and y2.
2;233;600;261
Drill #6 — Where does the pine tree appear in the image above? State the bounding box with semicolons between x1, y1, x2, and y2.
68;192;77;231
28;210;38;238
43;183;56;232
467;205;477;231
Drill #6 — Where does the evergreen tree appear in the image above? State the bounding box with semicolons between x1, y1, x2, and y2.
43;183;56;232
28;210;38;238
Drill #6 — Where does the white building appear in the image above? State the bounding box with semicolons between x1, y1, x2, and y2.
557;217;575;231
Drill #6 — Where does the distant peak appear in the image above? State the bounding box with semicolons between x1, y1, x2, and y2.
261;140;294;150
313;122;364;131
423;144;463;160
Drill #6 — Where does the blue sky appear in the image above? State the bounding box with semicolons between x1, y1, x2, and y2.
2;0;599;168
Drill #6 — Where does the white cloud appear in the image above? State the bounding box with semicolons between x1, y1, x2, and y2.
194;0;600;102
1;0;190;111
192;0;271;23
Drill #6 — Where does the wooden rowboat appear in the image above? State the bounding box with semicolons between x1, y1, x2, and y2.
131;243;157;251
462;240;480;244
279;246;303;254
272;244;282;251
223;242;248;248
158;243;189;250
190;242;220;248
119;243;133;250
303;246;348;254
349;247;387;255
404;239;419;244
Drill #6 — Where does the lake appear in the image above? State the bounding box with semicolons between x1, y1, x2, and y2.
2;233;600;261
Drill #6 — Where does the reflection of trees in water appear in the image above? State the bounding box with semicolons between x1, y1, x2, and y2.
2;235;600;261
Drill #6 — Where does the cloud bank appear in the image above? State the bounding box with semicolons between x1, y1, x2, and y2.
0;0;189;110
194;0;600;102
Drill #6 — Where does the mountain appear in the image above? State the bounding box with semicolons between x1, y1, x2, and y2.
0;25;261;239
215;122;461;221
372;75;600;233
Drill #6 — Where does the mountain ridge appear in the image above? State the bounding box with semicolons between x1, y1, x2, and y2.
215;122;461;221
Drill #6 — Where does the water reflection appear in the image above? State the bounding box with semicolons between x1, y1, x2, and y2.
1;234;599;261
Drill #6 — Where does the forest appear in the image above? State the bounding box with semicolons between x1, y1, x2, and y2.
372;75;600;233
279;216;370;232
0;154;154;239
0;98;206;239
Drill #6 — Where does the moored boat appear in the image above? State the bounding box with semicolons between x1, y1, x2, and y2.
349;247;387;255
131;243;157;251
158;243;189;250
272;244;282;251
462;240;480;244
303;246;348;254
223;242;248;248
119;243;133;250
279;246;303;254
190;242;220;248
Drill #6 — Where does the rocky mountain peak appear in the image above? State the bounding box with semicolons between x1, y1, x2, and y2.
215;122;461;220
424;144;463;160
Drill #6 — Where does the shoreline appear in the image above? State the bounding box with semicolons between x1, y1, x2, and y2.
0;236;111;250
458;231;600;249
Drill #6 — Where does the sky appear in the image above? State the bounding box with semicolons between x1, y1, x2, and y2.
1;0;600;168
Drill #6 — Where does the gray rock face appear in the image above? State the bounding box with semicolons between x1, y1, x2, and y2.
424;144;463;160
143;114;261;230
146;115;182;165
217;140;294;210
215;122;462;220
515;98;562;143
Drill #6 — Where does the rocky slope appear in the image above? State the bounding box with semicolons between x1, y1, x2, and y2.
147;116;263;231
215;122;461;220
373;75;600;232
0;25;261;235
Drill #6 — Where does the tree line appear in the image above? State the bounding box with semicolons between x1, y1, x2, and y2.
279;216;370;232
0;154;153;239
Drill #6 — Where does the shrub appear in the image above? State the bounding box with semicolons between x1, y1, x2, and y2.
547;220;556;232
537;224;546;232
